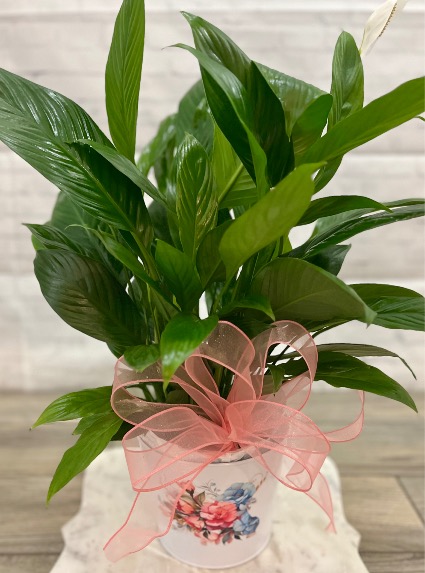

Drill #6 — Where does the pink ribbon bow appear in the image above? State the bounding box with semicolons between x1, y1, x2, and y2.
104;321;364;562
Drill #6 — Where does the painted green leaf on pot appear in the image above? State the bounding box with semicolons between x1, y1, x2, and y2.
219;164;321;278
290;202;425;260
351;284;425;331
302;77;425;164
251;257;376;326
34;249;146;347
105;0;145;161
124;344;160;372
47;411;122;502
176;135;217;261
297;195;388;226
160;314;219;385
155;240;203;312
182;12;293;186
33;387;113;428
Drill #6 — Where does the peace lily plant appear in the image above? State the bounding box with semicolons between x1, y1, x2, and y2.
0;0;423;503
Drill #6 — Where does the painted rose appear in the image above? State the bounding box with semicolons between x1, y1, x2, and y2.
200;500;239;530
176;496;196;515
218;482;256;509
233;511;260;536
182;514;204;530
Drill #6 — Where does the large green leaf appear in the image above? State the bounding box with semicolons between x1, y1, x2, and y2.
105;0;145;160
138;114;176;176
196;221;232;288
33;387;113;428
124;344;160;372
219;294;275;321
155;240;203;312
0;68;109;145
160;314;219;384
298;195;388;226
175;44;268;196
302;77;425;164
291;203;425;259
34;249;146;347
176;135;217;260
351;284;425;331
47;411;122;501
219;164;320;278
212;124;255;208
258;64;332;158
0;100;152;242
251;257;376;327
306;244;351;276
183;12;293;186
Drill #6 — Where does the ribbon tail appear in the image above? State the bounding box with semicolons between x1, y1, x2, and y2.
304;471;336;533
104;483;185;562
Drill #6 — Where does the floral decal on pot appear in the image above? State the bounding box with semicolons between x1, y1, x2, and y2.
170;479;263;545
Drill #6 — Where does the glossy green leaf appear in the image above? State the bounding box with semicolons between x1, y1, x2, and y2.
175;44;268;196
34;249;145;347
138;114;176;176
314;353;417;411
291;94;333;159
220;164;321;278
183;13;293;186
78;139;166;207
351;284;425;331
155;240;203;312
251;257;376;327
291;203;425;259
302;78;425;164
306;244;351;276
124;344;160;372
47;411;122;501
0;68;110;145
148;201;174;245
105;0;145;160
211;124;255;208
33;387;113;428
220;294;275;321
25;223;91;258
176;135;217;261
160;314;219;384
196;221;232;288
298;195;388;226
314;157;343;194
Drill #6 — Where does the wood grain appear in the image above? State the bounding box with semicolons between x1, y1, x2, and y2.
0;391;423;571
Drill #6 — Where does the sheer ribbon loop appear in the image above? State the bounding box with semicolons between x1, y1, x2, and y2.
104;320;364;562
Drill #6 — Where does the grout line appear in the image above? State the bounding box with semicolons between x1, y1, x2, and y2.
397;476;425;525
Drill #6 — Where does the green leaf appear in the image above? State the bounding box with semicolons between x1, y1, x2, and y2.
313;353;417;411
78;139;166;207
298;195;388;226
258;63;332;158
220;294;275;321
0;68;109;145
175;44;268;196
176;135;217;261
25;223;91;258
138;114;176;175
351;284;425;331
196;221;232;288
105;0;145;160
47;411;122;502
251;257;376;327
155;240;203;312
33;387;113;428
290;203;425;259
306;244;351;276
211;124;255;208
328;32;364;129
219;164;321;278
182;12;293;186
148;201;174;245
34;249;145;347
124;344;160;372
302;78;425;164
0;101;152;242
160;314;218;385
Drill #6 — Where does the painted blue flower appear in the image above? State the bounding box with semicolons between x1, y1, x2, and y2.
233;511;260;536
218;482;256;509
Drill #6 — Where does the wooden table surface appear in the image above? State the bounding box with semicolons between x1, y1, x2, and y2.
0;391;423;573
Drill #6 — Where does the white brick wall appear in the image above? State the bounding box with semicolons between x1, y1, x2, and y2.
0;1;424;391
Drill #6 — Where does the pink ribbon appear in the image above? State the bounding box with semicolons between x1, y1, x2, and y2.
104;321;364;562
